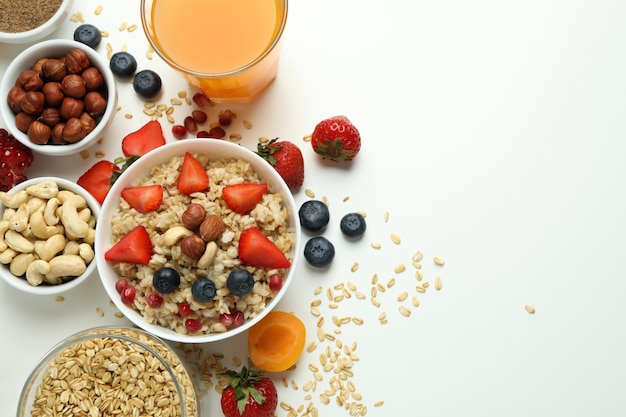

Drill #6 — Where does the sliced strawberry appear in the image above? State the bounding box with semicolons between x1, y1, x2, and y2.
121;184;163;213
77;160;120;204
121;120;166;157
238;226;290;269
176;152;209;194
222;183;268;214
104;225;153;265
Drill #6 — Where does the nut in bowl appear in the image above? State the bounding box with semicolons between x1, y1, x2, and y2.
0;39;117;156
95;139;301;343
0;0;74;44
0;177;99;296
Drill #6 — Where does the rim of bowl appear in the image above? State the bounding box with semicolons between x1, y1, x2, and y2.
0;39;118;156
95;139;301;343
0;0;74;44
0;177;100;295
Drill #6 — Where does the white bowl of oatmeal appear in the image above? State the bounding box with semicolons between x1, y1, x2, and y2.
95;139;301;343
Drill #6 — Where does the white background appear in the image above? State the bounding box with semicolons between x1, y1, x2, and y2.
2;0;626;415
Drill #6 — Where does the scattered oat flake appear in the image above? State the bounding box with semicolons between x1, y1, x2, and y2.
434;277;442;291
525;305;536;314
55;296;64;302
351;262;359;272
305;189;315;198
243;120;253;129
79;150;89;159
303;133;312;142
370;242;381;250
96;307;104;317
70;12;84;23
94;5;103;14
384;211;389;223
390;233;401;244
127;24;138;32
119;22;127;31
394;264;406;273
100;30;109;37
433;256;445;266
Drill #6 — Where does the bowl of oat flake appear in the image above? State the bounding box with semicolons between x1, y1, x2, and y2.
95;139;301;344
0;0;74;44
17;326;203;417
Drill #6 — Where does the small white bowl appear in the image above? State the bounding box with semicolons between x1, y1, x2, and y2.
0;0;74;44
0;177;100;296
0;39;118;156
95;139;301;343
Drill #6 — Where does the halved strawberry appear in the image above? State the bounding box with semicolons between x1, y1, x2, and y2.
77;160;120;204
222;183;268;214
121;120;166;157
177;152;209;194
121;184;163;213
238;226;290;269
104;225;153;265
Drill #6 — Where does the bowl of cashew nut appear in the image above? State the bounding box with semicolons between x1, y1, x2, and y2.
0;177;99;295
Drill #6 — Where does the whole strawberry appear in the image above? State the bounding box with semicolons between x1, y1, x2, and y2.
311;115;361;162
256;138;304;190
220;362;278;417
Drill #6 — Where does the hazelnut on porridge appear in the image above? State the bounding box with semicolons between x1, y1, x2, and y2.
106;153;295;336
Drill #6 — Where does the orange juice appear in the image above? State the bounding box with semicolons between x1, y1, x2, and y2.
141;0;288;102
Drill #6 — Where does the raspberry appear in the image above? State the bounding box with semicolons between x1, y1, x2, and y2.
0;128;34;192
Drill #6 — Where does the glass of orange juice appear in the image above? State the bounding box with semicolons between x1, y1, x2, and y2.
140;0;288;103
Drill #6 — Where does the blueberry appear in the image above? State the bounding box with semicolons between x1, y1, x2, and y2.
340;212;366;238
152;267;180;294
73;24;102;49
192;278;217;302
298;200;330;232
303;236;335;268
226;269;255;296
109;52;137;78
133;69;162;99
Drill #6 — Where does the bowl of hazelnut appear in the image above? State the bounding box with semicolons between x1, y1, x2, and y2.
0;0;74;44
0;39;117;156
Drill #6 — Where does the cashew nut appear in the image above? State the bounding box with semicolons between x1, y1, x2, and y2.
26;259;50;286
9;252;36;277
63;240;80;255
78;243;95;263
160;226;193;246
30;211;63;239
2;208;16;221
0;190;28;209
26;180;59;199
26;196;46;213
46;255;86;281
56;190;76;204
43;198;60;226
8;203;30;233
78;207;92;224
197;241;218;269
0;220;9;252
38;233;66;262
0;248;17;264
82;228;96;245
60;194;89;239
4;230;34;253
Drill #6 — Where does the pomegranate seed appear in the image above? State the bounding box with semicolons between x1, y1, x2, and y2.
185;318;202;332
192;92;209;107
218;109;233;126
178;302;191;316
207;126;226;139
196;130;211;138
172;124;187;139
220;313;234;327
269;274;283;292
232;311;245;328
184;116;197;133
146;292;163;308
191;110;207;123
115;278;130;294
121;286;136;305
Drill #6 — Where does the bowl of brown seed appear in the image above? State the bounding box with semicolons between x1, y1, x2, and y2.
0;0;74;44
17;326;204;417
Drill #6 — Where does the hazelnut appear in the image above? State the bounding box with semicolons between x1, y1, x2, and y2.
64;49;90;74
39;107;61;127
41;59;67;82
199;215;225;242
82;67;104;91
31;58;48;75
20;91;45;115
84;91;107;118
27;120;52;145
79;112;96;135
180;235;206;259
59;97;84;120
62;118;87;143
51;123;66;144
15;112;36;133
42;82;64;107
61;74;86;99
16;70;43;91
182;203;206;229
7;86;26;114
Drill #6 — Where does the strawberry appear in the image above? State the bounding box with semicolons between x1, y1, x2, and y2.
177;152;209;194
222;183;268;214
238;227;290;269
121;120;166;157
256;139;304;190
121;184;163;213
104;225;153;265
220;362;278;417
311;115;361;162
77;160;120;204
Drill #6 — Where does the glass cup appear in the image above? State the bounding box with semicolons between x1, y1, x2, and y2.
140;0;288;103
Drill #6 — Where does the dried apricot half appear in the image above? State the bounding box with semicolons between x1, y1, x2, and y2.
248;311;306;372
